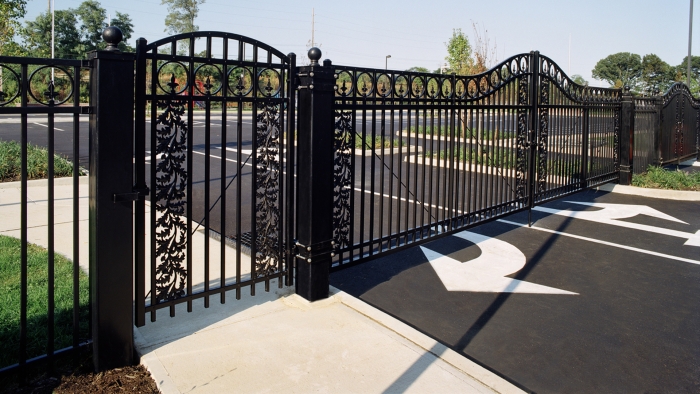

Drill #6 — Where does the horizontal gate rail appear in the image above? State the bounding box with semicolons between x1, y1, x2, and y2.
0;56;91;376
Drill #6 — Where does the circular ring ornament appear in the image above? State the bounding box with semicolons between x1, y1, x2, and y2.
442;78;453;99
257;68;282;97
335;71;354;97
519;57;529;73
227;67;253;97
0;65;20;106
410;75;425;98
376;73;392;98
356;73;374;97
393;75;409;98
426;77;440;99
194;64;223;95
455;79;466;99
156;61;188;95
467;79;478;98
28;65;74;106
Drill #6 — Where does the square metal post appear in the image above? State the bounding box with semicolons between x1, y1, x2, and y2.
295;49;335;301
88;27;136;371
619;87;635;185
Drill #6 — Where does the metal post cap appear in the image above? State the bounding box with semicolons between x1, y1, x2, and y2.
308;47;322;65
103;26;123;52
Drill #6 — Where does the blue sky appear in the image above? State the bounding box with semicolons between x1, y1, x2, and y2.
22;0;699;87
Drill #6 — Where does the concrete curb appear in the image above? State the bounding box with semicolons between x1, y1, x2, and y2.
596;183;700;201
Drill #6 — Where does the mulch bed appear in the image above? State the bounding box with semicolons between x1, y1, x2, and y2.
2;364;160;394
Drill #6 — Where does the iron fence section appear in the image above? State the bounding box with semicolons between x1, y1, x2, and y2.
533;55;621;204
0;56;90;375
133;32;296;325
659;83;700;165
330;54;534;268
633;97;659;174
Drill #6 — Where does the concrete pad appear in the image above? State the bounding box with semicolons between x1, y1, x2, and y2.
135;282;523;394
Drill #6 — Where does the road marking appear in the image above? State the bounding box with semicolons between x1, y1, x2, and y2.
32;122;65;131
497;219;700;266
420;230;577;294
533;202;700;246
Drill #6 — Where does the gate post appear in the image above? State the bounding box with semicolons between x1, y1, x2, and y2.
619;87;635;185
654;94;663;165
88;27;135;370
295;48;335;301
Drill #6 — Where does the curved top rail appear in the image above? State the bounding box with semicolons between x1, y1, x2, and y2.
144;31;290;63
538;54;621;103
661;82;700;107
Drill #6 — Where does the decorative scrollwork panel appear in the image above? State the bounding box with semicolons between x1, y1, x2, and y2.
537;81;550;194
515;77;529;201
154;75;188;303
333;110;353;250
254;100;282;277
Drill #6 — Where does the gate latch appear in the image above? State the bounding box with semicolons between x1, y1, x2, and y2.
113;186;150;203
294;239;335;263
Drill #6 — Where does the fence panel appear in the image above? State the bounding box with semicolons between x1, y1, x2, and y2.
660;83;700;164
330;55;533;269
0;56;90;376
633;97;658;173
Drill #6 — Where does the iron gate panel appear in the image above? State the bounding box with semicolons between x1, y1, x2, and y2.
532;55;621;205
134;32;296;325
330;54;535;268
632;97;659;174
660;83;700;164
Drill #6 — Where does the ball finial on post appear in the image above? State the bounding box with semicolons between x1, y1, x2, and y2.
102;26;124;52
308;47;322;66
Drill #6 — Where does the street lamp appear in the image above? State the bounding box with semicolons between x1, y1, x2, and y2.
385;55;391;70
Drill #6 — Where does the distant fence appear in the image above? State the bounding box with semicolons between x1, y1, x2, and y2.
633;84;700;173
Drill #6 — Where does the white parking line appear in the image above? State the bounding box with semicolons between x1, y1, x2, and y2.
497;219;700;266
32;122;65;131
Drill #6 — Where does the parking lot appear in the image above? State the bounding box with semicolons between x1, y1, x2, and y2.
331;188;700;393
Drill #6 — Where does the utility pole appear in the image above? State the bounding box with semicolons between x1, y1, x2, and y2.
568;34;571;75
311;8;315;48
51;0;55;80
688;0;694;87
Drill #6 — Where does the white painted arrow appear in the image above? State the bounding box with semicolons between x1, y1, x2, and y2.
421;231;577;294
532;202;700;247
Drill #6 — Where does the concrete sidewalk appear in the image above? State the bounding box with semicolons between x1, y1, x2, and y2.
0;177;522;393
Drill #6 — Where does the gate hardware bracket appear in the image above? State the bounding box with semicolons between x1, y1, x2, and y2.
297;72;314;78
113;186;150;203
294;239;334;263
297;84;314;90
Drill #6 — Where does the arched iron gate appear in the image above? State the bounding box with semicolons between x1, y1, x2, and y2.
133;32;296;326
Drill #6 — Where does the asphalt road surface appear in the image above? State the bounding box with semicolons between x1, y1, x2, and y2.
331;189;700;393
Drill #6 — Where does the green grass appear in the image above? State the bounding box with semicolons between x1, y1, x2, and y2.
0;235;90;369
409;125;514;140
0;140;84;182
354;135;406;150
632;165;700;191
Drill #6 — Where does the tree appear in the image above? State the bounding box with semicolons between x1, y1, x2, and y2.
75;1;134;52
591;52;642;90
676;55;700;95
470;21;497;74
20;10;82;59
111;12;134;52
570;74;588;86
162;0;205;35
405;67;430;73
640;54;672;94
445;28;474;76
0;0;27;55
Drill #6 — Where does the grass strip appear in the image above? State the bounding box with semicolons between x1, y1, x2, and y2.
0;139;83;182
0;235;89;369
354;135;405;149
632;165;700;191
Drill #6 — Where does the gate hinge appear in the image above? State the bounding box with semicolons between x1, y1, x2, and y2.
113;186;150;203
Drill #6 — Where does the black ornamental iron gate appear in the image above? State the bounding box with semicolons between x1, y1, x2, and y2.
329;51;622;269
133;32;296;325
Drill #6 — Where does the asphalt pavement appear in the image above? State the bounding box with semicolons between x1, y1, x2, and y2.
331;183;700;393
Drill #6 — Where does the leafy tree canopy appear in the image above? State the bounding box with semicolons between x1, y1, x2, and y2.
0;0;27;55
570;74;588;86
444;28;474;76
20;10;82;59
405;66;430;73
591;52;642;90
640;54;671;94
162;0;205;35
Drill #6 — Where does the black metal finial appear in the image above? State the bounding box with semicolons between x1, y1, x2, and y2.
308;47;322;66
623;85;631;93
103;26;123;52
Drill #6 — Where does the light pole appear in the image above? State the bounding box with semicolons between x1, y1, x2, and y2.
385;55;391;70
688;0;694;87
